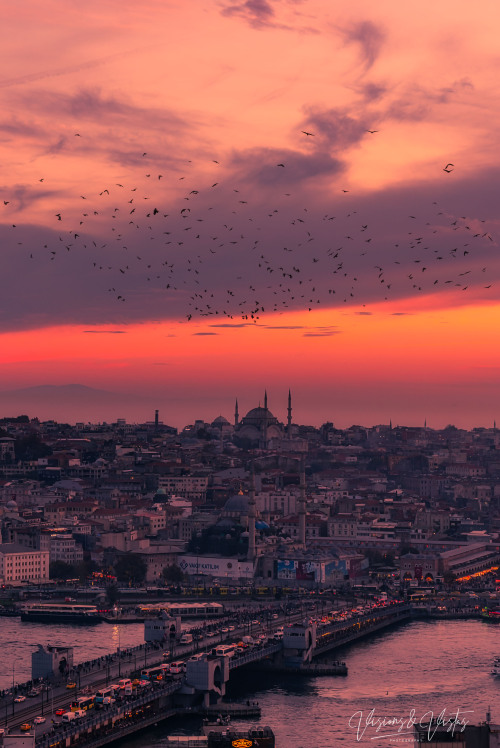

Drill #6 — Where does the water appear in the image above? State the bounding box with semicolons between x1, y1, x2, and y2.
0;619;145;687
3;617;499;746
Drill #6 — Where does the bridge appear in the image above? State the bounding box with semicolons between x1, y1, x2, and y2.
4;603;413;748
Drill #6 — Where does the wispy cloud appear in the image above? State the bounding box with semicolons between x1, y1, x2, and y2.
338;20;386;72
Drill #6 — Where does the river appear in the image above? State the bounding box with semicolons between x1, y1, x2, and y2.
3;617;499;746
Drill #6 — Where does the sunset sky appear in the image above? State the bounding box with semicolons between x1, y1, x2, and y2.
2;0;500;429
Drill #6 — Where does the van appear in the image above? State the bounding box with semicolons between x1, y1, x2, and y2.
117;679;132;691
169;661;186;674
62;712;77;723
179;633;193;644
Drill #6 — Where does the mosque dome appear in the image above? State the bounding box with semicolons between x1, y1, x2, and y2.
211;415;230;427
6;499;18;510
223;494;249;514
242;406;277;424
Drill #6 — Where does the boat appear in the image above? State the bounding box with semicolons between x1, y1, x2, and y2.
492;656;500;676
481;606;500;622
20;603;103;624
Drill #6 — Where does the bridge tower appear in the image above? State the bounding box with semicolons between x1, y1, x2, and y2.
282;621;317;666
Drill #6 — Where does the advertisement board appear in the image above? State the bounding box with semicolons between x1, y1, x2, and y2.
178;555;254;579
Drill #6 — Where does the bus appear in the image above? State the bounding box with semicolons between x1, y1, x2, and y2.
70;695;95;712
95;687;115;705
214;644;237;658
141;666;167;682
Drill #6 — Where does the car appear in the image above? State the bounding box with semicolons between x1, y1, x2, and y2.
14;695;26;703
34;717;46;725
66;682;77;689
55;708;66;717
20;723;32;732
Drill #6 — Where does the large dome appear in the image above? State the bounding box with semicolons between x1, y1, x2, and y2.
241;406;277;425
223;494;250;514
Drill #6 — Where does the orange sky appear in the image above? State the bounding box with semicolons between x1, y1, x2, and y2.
1;1;500;427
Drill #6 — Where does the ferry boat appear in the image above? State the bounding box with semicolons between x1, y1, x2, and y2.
21;603;103;624
492;656;500;676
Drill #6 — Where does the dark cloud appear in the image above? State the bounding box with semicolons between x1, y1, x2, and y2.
221;0;275;28
83;330;127;333
391;312;411;316
0;184;60;212
339;20;385;72
193;331;218;335
2;161;500;333
209;323;252;327
355;311;372;316
231;146;344;186
302;108;367;150
358;82;387;103
303;330;341;337
263;325;305;329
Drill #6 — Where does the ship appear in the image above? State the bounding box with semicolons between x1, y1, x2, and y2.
166;727;275;748
20;603;103;624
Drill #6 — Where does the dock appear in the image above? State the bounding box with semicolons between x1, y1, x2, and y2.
204;702;261;718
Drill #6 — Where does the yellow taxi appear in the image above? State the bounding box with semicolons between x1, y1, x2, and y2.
66;682;77;690
20;723;32;732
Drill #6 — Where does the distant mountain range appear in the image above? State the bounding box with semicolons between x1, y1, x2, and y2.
0;384;158;424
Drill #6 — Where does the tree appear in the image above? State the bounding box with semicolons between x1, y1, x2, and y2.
113;553;147;585
49;561;77;580
162;564;185;583
105;584;120;606
443;570;456;585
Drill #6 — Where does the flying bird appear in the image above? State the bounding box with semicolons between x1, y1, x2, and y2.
443;163;454;172
301;131;315;136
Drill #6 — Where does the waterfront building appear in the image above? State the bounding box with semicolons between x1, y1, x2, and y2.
0;542;49;585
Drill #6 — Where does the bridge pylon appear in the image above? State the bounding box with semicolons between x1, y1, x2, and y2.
282;621;317;666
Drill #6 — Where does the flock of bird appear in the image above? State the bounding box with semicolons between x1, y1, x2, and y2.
1;136;497;322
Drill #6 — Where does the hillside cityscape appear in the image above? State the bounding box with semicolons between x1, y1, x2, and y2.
1;394;499;592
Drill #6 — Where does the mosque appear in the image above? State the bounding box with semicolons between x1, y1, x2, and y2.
233;391;294;449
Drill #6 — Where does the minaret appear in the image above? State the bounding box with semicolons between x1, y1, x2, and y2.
298;457;306;548
247;467;256;562
154;409;159;430
262;390;269;448
287;389;292;439
234;398;239;427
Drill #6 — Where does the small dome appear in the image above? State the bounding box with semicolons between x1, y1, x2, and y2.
155;487;167;495
211;415;230;426
6;499;18;509
255;520;269;530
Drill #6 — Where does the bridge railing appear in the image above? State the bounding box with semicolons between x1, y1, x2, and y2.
229;642;282;670
35;681;181;748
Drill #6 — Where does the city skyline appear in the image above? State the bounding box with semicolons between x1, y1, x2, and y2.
2;2;500;428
